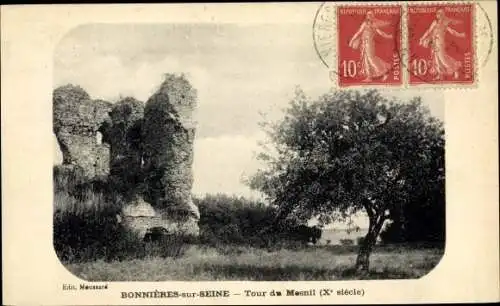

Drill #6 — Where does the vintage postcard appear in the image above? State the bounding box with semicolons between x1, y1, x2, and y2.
2;1;499;305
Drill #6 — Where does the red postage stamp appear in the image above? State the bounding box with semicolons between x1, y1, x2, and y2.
408;4;475;85
337;5;402;87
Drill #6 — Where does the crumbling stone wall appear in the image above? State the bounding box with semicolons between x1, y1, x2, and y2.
108;97;144;199
53;75;201;239
53;85;112;179
142;74;200;237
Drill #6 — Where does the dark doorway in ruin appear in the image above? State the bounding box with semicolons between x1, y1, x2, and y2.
143;227;170;242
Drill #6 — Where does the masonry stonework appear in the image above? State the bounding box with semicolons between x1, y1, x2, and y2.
53;74;200;241
142;74;200;237
53;84;112;179
108;97;145;199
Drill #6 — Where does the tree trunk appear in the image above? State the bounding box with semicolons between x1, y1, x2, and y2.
355;229;376;274
355;215;386;276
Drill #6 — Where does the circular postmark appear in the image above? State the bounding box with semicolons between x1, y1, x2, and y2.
404;2;493;85
476;2;494;68
312;2;336;69
313;3;403;86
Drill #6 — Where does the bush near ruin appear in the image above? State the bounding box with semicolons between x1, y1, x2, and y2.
53;167;306;262
195;194;313;250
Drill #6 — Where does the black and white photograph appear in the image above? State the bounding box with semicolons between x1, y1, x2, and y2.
52;23;445;281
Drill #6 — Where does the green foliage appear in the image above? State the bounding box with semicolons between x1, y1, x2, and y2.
248;88;445;271
53;167;305;264
53;165;189;263
194;193;299;248
250;89;444;223
380;189;445;244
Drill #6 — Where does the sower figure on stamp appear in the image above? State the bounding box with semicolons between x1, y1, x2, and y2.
348;11;394;82
419;9;466;81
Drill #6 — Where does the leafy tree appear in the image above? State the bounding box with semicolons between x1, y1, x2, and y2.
248;88;445;274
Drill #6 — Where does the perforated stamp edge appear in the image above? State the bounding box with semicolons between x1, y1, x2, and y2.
312;1;493;90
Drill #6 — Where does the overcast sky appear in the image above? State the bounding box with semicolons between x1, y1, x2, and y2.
53;24;444;227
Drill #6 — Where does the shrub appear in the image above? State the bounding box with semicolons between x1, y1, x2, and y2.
195;194;273;246
143;234;191;259
194;193;302;249
53;185;124;263
54;167;306;263
53;165;192;263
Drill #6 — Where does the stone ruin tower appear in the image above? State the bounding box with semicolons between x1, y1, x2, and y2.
53;84;112;179
53;74;201;240
140;74;200;236
118;74;200;238
107;97;144;198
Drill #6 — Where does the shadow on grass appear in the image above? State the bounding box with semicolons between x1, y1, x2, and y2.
321;242;445;255
193;263;337;281
338;267;417;280
191;263;417;281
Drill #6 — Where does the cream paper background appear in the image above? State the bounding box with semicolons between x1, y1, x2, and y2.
1;2;499;304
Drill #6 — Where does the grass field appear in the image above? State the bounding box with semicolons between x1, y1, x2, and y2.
63;243;444;281
54;167;444;282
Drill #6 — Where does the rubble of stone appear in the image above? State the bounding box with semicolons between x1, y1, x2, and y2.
53;74;201;240
119;194;159;239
